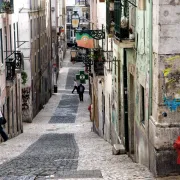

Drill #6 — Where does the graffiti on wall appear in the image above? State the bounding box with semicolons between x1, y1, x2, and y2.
22;87;30;119
162;55;180;111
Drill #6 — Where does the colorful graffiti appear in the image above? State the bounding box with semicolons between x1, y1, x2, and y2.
22;87;30;110
162;55;180;111
164;96;180;111
22;87;31;120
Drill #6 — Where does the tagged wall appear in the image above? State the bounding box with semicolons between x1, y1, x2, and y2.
161;55;180;111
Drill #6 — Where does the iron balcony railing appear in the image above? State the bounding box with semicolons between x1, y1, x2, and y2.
15;51;23;69
6;51;23;81
114;0;129;39
75;0;89;6
6;57;16;81
0;0;14;14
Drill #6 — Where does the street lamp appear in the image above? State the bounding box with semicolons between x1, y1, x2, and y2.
71;11;80;29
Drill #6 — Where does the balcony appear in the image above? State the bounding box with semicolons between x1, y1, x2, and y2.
0;0;14;14
114;0;129;40
75;0;89;6
92;49;105;76
94;61;104;76
6;51;23;81
6;57;15;81
106;0;115;37
15;51;23;69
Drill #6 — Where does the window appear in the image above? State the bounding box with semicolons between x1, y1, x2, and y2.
30;0;32;9
34;19;36;37
0;29;4;64
13;23;16;51
9;25;12;53
38;51;40;69
30;19;32;39
140;85;145;124
35;54;36;73
4;26;7;58
16;23;19;48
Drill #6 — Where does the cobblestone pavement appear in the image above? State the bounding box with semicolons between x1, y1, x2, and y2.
0;50;171;180
49;95;79;124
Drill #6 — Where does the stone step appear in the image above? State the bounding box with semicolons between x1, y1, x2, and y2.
112;144;126;155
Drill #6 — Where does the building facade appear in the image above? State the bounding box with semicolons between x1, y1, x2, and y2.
58;0;66;66
0;0;23;141
66;0;90;47
90;0;180;177
17;0;52;122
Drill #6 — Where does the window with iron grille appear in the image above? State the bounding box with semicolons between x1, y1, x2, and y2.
75;0;87;5
106;1;115;35
114;0;129;39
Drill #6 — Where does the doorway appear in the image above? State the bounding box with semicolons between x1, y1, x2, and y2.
123;49;129;152
129;73;135;159
102;92;105;135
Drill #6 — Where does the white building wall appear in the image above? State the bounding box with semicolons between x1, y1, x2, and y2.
17;0;31;86
104;73;112;142
97;1;106;30
0;0;26;110
66;0;76;6
51;0;57;28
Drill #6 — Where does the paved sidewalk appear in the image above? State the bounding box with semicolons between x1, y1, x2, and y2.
0;50;157;180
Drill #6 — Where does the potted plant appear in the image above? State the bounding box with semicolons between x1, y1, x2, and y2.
1;1;12;12
129;27;135;40
21;71;28;85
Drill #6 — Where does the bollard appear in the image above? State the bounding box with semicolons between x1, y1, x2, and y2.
54;85;57;93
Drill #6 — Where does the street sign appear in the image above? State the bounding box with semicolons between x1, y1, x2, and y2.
76;70;88;84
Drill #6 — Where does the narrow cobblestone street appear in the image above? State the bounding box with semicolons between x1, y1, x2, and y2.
0;51;158;179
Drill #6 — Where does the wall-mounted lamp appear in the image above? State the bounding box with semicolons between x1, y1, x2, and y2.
71;11;80;29
138;0;146;10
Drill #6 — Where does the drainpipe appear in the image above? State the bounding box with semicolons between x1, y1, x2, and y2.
148;0;153;169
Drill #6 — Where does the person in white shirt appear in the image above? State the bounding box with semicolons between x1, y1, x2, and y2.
72;79;78;93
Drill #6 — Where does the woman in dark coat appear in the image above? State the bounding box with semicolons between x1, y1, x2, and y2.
0;111;8;142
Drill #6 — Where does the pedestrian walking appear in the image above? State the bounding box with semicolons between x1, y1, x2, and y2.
77;84;85;101
0;111;8;142
72;79;78;93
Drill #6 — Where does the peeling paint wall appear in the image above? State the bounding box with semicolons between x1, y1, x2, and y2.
134;0;151;168
110;42;122;144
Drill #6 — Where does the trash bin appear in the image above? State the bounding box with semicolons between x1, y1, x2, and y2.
54;85;57;93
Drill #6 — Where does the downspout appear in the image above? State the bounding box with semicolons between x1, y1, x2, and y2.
148;0;153;169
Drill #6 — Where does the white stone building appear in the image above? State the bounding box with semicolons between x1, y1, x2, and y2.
0;0;23;141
